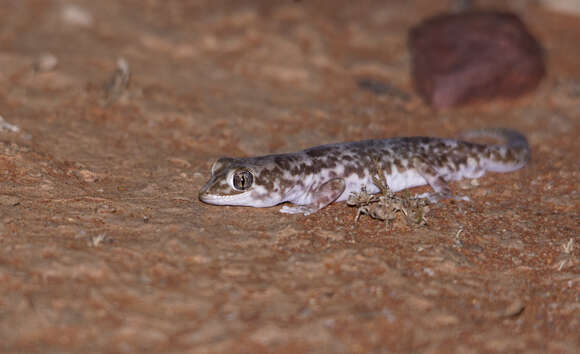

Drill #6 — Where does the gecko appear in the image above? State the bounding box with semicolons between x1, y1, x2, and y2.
199;128;530;215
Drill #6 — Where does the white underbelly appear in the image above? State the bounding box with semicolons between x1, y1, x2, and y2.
336;169;428;202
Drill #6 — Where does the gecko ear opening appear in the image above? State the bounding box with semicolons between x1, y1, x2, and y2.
211;157;235;175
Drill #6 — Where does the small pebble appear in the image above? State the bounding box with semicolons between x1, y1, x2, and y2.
34;53;58;72
62;4;94;27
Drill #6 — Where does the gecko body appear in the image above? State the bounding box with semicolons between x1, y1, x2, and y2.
199;129;530;215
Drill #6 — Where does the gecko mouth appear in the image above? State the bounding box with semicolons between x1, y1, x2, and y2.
199;192;250;205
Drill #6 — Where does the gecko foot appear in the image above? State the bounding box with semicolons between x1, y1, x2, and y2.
280;178;346;216
279;205;316;216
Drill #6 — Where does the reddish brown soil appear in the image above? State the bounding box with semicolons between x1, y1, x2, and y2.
0;1;578;353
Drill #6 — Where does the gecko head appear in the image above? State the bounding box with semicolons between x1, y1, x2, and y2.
198;157;282;208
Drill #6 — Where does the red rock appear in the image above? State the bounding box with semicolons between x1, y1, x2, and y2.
409;11;546;109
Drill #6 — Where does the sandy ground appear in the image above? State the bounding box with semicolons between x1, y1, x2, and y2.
0;0;579;353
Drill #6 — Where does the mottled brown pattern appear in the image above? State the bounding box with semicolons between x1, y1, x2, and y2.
305;147;334;158
343;162;366;179
199;128;530;210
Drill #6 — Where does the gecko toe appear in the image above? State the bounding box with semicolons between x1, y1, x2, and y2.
280;205;312;215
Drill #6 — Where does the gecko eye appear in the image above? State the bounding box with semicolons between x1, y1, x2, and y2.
232;169;253;191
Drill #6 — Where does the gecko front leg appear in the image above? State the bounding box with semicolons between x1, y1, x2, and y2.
280;178;346;216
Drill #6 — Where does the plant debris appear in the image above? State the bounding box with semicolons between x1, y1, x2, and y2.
347;160;430;229
554;238;577;271
0;116;21;133
357;77;410;100
103;58;131;106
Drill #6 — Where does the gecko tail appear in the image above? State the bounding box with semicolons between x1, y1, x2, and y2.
459;128;531;172
459;128;529;149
